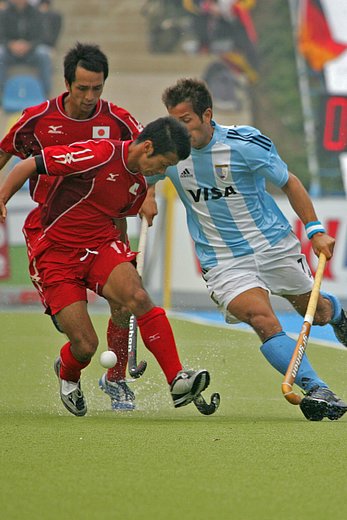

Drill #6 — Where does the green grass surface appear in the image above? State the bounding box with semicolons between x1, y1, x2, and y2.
1;312;347;520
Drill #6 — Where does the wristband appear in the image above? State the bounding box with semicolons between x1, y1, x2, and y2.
305;221;326;239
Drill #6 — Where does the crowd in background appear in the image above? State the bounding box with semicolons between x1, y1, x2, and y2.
0;0;62;100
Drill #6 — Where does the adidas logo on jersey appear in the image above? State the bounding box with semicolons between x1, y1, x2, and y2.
180;168;192;178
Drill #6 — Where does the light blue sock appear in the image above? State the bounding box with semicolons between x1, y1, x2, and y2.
321;291;342;324
260;332;327;391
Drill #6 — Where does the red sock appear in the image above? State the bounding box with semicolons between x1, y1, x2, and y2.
137;307;182;384
106;319;129;381
60;342;90;382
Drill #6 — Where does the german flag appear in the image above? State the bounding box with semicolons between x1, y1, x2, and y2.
298;0;347;71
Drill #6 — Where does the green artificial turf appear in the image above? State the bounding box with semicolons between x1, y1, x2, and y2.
1;311;347;520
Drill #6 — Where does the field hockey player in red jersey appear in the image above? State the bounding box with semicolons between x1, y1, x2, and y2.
0;41;158;411
0;116;212;417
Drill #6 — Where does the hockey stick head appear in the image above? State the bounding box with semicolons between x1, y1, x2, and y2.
129;360;147;379
281;383;302;405
194;392;220;415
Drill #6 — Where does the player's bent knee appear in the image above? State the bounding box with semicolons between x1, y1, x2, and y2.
248;314;281;337
312;311;330;326
70;334;99;360
314;297;334;325
128;287;152;315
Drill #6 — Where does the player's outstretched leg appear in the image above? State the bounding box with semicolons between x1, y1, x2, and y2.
170;369;210;408
100;319;135;410
136;307;211;410
261;331;347;421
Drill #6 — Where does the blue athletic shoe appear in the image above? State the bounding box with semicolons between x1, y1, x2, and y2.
99;374;135;411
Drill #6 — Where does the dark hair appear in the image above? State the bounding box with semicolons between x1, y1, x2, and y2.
64;42;109;85
162;78;213;120
137;116;191;161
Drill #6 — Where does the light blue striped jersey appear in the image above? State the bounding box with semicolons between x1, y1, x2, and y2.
150;122;292;270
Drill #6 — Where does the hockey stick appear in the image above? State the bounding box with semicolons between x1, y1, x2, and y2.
128;218;149;378
281;253;327;405
194;392;221;415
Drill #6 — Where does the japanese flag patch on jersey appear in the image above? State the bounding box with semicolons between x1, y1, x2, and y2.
92;126;110;138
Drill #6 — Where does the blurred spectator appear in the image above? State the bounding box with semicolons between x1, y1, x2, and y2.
183;0;218;53
182;0;257;62
0;0;53;98
184;0;258;80
38;0;63;49
142;0;190;53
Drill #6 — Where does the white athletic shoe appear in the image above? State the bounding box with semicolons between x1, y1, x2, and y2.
54;357;87;417
170;369;210;408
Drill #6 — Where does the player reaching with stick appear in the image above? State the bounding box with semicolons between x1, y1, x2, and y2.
0;42;157;411
0;116;212;417
145;78;347;421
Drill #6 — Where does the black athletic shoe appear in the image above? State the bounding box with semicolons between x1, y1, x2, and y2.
331;309;347;347
300;386;347;421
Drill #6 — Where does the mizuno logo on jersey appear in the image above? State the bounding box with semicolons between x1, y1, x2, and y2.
52;149;94;164
48;125;63;134
106;173;119;182
180;168;192;178
188;185;237;202
148;333;160;342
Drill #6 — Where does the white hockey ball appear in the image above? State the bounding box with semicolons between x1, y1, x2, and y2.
99;351;117;368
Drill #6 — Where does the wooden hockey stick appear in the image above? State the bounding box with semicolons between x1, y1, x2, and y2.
281;253;327;405
128;218;149;378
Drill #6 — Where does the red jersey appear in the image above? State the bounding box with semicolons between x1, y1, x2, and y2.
34;139;147;250
0;93;143;204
